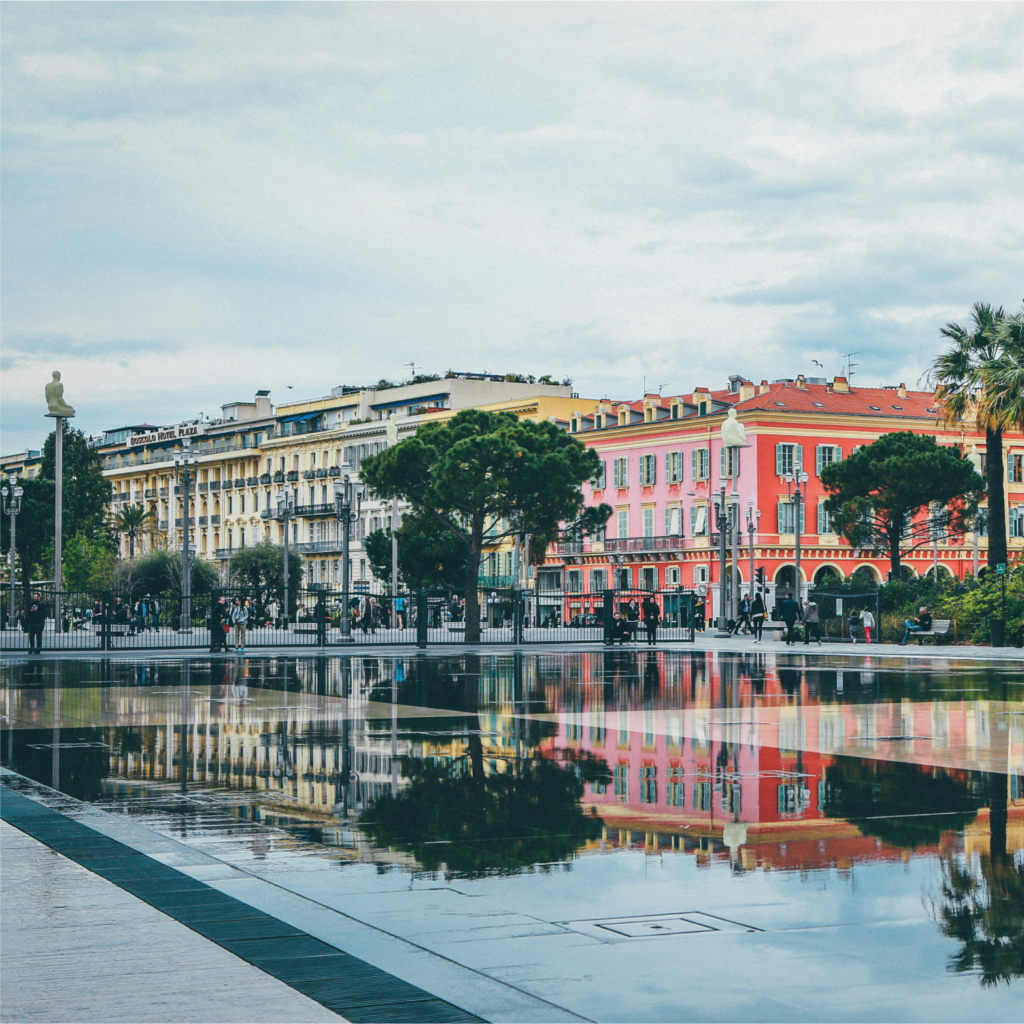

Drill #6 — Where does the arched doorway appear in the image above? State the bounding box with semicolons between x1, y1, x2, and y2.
813;565;842;587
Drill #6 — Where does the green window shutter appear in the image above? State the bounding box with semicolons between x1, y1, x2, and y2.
776;444;785;476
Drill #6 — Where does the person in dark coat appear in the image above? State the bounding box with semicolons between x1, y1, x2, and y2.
24;593;46;654
209;596;230;653
694;596;706;632
778;592;803;646
750;593;766;643
641;596;660;646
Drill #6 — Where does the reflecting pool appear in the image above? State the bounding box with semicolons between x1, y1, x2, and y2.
3;651;1023;1022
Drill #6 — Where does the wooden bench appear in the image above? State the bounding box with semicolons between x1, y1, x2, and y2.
904;619;952;645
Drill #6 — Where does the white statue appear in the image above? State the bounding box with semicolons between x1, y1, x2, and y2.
45;370;75;417
385;412;398;446
969;445;984;476
720;407;748;447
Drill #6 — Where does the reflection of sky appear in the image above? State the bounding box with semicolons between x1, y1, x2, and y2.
250;842;1019;1022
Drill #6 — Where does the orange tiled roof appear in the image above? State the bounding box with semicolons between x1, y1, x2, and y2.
704;382;940;419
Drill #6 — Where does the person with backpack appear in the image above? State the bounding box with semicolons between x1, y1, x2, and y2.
230;597;249;652
848;609;862;644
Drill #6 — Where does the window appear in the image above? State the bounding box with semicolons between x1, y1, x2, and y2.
1010;507;1024;539
667;768;685;807
665;505;682;536
617;509;629;538
614;764;629;801
815;445;842;475
694;565;709;586
1010;454;1024;483
642;507;655;537
590;569;607;592
691;504;708;536
640;766;657;804
570;417;579;432
691;447;710;481
720;446;737;478
642;566;657;591
670;404;680;420
666;450;684;483
777;501;805;534
613;457;629;488
239;495;246;514
595;412;605;429
817;501;835;535
693;782;711;811
566;570;583;593
592;461;607;489
698;400;709;417
639;454;656;486
776;443;803;476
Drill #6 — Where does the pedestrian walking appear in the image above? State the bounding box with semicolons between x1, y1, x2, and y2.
694;596;706;632
778;592;803;645
860;606;875;644
848;609;862;644
642;596;660;646
230;597;249;652
394;594;407;629
750;593;766;643
802;598;821;645
732;594;752;635
151;596;161;630
24;593;46;654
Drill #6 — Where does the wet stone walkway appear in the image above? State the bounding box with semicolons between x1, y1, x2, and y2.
0;819;346;1024
0;787;483;1024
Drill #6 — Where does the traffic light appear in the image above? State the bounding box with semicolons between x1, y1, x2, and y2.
755;567;766;588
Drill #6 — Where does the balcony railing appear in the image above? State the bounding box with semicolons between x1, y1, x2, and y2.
144;489;157;499
478;575;515;588
603;535;685;553
294;541;343;554
553;541;583;554
294;503;336;517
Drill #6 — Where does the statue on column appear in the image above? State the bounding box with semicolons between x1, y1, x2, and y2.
720;407;748;447
45;371;76;417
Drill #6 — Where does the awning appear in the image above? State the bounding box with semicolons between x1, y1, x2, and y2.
694;506;707;534
280;412;320;425
370;392;448;411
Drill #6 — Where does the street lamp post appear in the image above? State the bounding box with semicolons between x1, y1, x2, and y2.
333;464;363;644
173;443;199;632
713;480;730;635
784;471;809;602
278;485;295;628
745;502;760;604
2;479;23;625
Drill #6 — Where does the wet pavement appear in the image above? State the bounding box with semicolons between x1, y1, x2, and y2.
2;650;1023;1023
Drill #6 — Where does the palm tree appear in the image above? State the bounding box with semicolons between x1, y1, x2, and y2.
113;504;156;559
931;303;1017;570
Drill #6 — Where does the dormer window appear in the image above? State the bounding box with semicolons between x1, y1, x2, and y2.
671;404;679;420
644;406;653;423
595;413;604;429
570;417;579;433
698;401;708;417
618;409;628;426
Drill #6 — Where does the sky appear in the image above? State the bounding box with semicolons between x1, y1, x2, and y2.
2;1;1023;454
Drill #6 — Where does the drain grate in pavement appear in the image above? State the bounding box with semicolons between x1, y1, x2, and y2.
561;911;762;941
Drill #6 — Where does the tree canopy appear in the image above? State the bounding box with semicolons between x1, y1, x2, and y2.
364;511;471;591
41;422;111;540
820;432;983;579
229;541;304;618
1;477;55;589
360;409;611;640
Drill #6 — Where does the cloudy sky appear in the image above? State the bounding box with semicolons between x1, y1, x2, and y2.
2;1;1022;454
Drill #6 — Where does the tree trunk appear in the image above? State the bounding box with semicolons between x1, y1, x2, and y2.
985;426;1007;569
888;523;902;582
128;533;135;559
464;517;484;643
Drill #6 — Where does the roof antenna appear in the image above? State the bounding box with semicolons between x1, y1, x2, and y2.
843;351;861;382
406;362;418;380
658;381;673;395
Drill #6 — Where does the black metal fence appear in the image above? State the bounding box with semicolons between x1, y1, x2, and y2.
0;584;696;651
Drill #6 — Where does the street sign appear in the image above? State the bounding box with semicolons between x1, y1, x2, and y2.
996;563;1006;575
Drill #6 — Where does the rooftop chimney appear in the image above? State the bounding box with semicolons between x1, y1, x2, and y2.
739;381;755;402
833;376;850;393
796;374;807;389
897;383;907;398
759;380;770;395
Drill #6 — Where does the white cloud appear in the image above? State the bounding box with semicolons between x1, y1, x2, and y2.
2;2;1022;453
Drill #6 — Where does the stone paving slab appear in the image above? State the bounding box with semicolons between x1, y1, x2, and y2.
0;820;347;1024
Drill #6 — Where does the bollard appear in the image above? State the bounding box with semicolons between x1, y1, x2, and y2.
416;590;428;649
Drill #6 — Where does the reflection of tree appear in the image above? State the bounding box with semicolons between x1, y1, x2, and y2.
361;754;605;878
933;772;1024;986
935;853;1024;985
822;759;984;849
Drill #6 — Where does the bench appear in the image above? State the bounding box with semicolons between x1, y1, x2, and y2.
905;619;952;645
